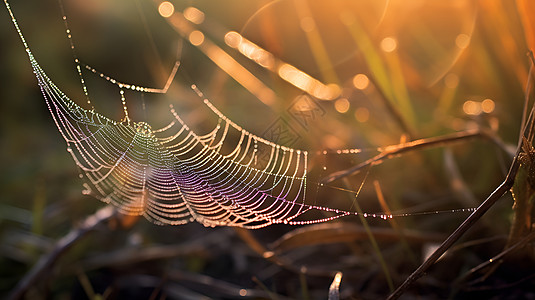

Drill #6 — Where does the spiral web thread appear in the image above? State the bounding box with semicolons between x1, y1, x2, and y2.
5;1;476;228
5;0;366;228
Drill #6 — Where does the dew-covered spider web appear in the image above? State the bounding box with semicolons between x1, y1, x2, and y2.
5;0;476;228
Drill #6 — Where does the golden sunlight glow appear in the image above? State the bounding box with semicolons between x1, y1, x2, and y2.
183;7;205;24
380;37;397;53
158;1;174;18
455;33;470;49
189;30;205;46
481;99;495;113
334;98;350;113
354;107;369;122
353;74;369;90
463;100;481;115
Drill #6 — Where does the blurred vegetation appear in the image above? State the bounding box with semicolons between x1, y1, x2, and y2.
1;0;534;299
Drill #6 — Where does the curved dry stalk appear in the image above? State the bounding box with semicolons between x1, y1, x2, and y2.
322;128;510;184
9;206;117;300
386;167;519;300
458;230;535;285
387;56;535;299
269;222;444;254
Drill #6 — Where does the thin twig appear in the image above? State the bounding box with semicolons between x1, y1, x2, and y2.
9;206;116;300
342;177;394;292
322;128;509;184
387;56;535;299
233;227;338;277
457;230;535;285
386;160;520;300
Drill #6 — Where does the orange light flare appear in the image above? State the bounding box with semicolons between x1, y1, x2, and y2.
277;63;340;100
155;1;277;106
224;31;275;69
183;7;205;24
225;31;340;101
157;0;343;102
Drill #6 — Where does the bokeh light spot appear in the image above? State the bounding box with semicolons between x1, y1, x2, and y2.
184;7;205;24
158;2;174;18
353;74;369;90
455;33;470;49
463;100;481;115
335;98;350;113
482;99;495;113
224;31;242;48
380;37;397;53
444;73;459;89
189;31;205;46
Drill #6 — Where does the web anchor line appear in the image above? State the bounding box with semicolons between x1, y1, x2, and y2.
81;60;181;94
5;0;478;228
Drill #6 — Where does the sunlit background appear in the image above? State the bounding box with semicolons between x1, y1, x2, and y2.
1;0;533;298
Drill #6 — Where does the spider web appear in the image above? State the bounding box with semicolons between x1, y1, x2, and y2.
5;0;372;228
5;1;477;228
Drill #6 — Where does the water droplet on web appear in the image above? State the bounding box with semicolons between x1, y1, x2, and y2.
6;2;482;231
82;183;91;195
